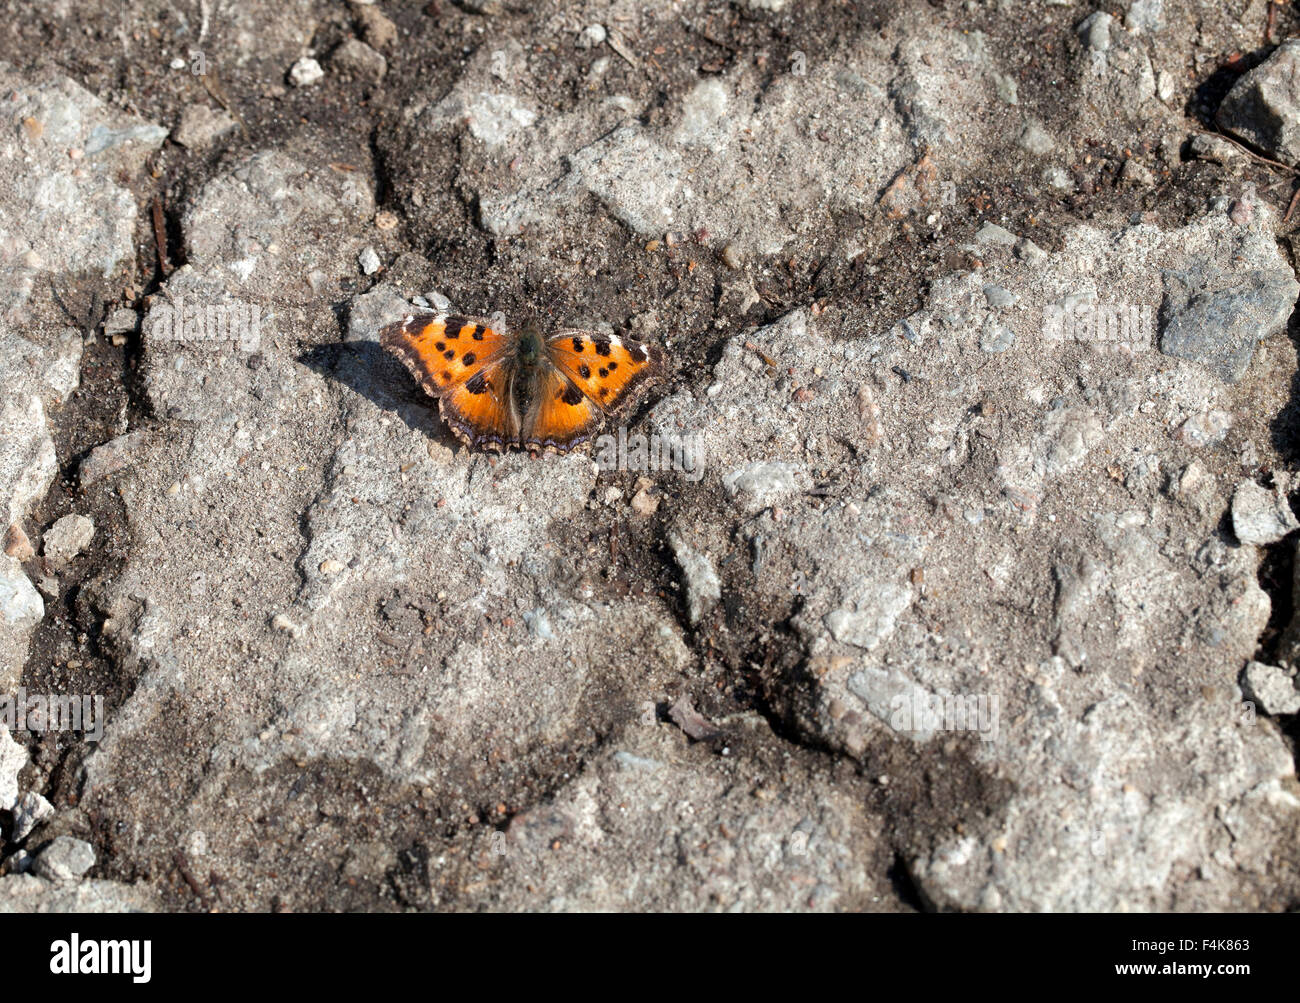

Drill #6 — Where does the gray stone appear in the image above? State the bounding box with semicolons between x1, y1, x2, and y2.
847;667;938;742
446;17;1011;254
1043;166;1073;189
1120;159;1154;186
0;556;43;691
346;283;411;344
176;148;374;309
173;103;238;149
0;724;27;812
289;57;324;87
1126;0;1164;34
11;790;54;841
11;2;1300;916
983;285;1017;308
1159;268;1298;382
1014;238;1048;264
1078;11;1113;51
576;24;606;49
0;63;165;312
1231;480;1299;545
103;308;139;337
1189;132;1249;170
980;316;1015;353
823;582;913;651
357;246;381;275
2;327;82;532
1242;661;1300;716
79;431;151;487
669;532;721;625
0;875;157;912
721;462;808;513
33;836;95;883
1217;39;1300;163
1123;0;1164;32
439;730;883;911
1071;11;1157;123
1178;410;1231;447
1017;121;1055;155
332;38;387;82
974;222;1017;247
42;514;94;566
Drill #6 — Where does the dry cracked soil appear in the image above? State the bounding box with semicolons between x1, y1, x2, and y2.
2;0;1300;913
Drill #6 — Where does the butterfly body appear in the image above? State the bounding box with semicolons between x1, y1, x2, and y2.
379;312;661;453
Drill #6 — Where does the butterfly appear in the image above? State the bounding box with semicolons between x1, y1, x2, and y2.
379;312;663;452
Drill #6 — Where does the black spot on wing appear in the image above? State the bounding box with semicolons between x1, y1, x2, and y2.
466;373;489;395
462;352;477;366
562;384;584;406
571;336;585;353
593;339;612;357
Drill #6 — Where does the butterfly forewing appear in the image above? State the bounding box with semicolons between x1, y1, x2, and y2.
544;330;661;413
380;312;521;449
379;313;512;399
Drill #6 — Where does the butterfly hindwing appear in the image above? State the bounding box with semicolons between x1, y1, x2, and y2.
521;365;603;452
544;330;661;413
379;312;512;398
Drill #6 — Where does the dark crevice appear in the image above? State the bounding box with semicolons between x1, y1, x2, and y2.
1251;530;1296;665
888;852;927;912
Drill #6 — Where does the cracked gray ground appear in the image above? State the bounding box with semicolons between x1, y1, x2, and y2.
2;0;1300;912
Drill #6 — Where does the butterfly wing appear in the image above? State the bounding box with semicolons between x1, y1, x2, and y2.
520;365;604;453
439;357;518;450
543;330;662;413
379;312;520;449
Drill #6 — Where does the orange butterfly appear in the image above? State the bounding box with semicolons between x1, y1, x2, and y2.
379;312;663;452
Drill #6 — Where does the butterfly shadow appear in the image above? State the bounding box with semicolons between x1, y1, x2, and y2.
298;338;463;450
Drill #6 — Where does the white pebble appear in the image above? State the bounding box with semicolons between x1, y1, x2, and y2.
289;57;324;87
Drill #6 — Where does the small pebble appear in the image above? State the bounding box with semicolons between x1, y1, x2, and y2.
289;57;324;87
577;24;607;48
